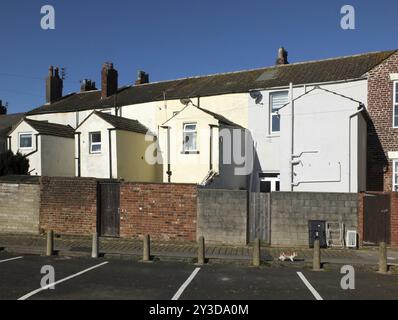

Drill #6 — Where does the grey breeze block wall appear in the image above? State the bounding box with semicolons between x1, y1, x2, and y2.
197;189;247;245
0;182;41;234
271;192;358;246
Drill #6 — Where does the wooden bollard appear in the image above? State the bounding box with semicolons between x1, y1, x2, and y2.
91;233;99;258
143;235;151;262
197;236;205;265
313;239;321;271
378;242;388;274
46;230;54;257
252;238;261;267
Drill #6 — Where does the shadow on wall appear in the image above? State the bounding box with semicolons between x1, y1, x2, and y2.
367;120;388;191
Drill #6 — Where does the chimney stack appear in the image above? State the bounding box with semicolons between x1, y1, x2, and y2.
101;62;118;99
46;65;63;104
135;71;149;85
0;100;6;115
276;47;289;65
80;79;97;92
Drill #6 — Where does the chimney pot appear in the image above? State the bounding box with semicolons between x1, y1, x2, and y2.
135;70;149;85
80;79;97;92
276;47;289;65
0;100;7;115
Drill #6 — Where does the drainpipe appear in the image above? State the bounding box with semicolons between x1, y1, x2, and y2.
108;128;117;179
348;105;365;192
7;136;11;151
209;124;218;172
289;82;294;191
161;125;172;183
75;132;81;177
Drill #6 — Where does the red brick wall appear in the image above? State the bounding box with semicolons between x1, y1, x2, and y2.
391;192;398;247
120;183;197;242
367;52;398;191
39;177;97;235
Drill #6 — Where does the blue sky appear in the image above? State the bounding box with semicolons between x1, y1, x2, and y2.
0;0;397;113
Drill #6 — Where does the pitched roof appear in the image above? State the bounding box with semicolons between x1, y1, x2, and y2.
90;112;152;135
27;50;396;115
22;119;75;138
0;113;25;137
195;106;242;127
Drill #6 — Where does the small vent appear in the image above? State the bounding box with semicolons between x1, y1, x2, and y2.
346;230;357;248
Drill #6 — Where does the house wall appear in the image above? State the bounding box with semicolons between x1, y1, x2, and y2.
116;130;162;182
0;182;41;234
367;52;398;191
39;177;97;235
77;114;118;179
9;121;41;175
248;80;368;193
158;104;219;185
120;182;197;241
40;135;75;177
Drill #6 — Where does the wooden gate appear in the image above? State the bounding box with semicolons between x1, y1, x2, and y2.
248;192;270;244
98;181;120;237
363;193;391;245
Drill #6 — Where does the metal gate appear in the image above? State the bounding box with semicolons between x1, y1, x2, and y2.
248;192;270;244
363;193;391;245
98;181;120;237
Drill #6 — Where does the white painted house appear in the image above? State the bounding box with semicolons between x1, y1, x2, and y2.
8;118;75;176
12;49;397;192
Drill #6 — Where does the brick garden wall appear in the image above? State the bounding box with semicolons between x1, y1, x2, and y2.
0;181;41;234
120;182;197;242
39;177;97;235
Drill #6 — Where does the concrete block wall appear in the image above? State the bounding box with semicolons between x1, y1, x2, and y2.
271;192;358;247
0;182;41;234
197;189;248;245
120;183;198;242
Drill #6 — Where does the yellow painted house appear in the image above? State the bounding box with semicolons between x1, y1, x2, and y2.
75;111;162;182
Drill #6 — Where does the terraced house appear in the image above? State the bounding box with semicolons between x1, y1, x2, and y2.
6;48;398;193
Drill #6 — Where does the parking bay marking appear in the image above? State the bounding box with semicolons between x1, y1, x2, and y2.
18;261;109;300
0;256;23;264
172;267;201;300
297;272;323;301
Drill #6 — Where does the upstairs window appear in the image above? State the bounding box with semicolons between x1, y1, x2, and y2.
270;91;288;134
19;133;33;149
394;82;398;128
89;132;102;154
183;123;197;152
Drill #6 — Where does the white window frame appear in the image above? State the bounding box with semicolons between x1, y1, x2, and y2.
183;123;198;153
18;132;33;150
89;132;102;154
270;91;288;134
393;81;398;128
393;160;398;192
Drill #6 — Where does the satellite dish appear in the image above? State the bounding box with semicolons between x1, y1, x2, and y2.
249;91;263;104
180;98;192;106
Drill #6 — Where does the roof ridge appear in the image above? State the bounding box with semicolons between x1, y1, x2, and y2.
125;49;397;87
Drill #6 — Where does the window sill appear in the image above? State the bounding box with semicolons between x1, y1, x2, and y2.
181;151;200;155
266;134;280;138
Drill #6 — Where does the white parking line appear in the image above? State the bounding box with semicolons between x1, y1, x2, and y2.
18;261;109;301
172;268;201;300
297;272;323;301
0;256;23;264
